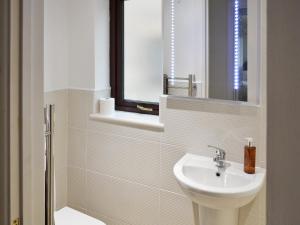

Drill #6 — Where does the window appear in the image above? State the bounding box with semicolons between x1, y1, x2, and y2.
110;0;163;115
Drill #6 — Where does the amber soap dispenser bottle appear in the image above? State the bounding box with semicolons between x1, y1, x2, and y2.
244;137;256;174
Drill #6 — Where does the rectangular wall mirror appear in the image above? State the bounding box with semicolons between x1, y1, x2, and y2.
163;0;261;104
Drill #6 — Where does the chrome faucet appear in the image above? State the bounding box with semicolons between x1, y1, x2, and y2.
208;145;226;169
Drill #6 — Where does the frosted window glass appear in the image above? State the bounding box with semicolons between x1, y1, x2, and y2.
124;0;163;103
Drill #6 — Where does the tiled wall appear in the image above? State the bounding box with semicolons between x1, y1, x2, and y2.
46;89;266;225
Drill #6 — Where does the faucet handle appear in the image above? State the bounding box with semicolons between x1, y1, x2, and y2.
208;145;226;159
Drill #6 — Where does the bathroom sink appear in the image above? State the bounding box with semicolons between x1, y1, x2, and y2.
173;153;266;225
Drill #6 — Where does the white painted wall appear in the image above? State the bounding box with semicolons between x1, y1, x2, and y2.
68;0;96;90
44;0;69;92
94;0;110;91
44;0;110;92
68;0;110;90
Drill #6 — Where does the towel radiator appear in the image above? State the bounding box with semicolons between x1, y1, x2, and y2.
163;74;197;97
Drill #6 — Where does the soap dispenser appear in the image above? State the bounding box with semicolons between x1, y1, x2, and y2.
244;137;256;174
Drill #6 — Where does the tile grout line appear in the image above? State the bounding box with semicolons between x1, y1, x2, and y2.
84;127;88;211
83;167;188;198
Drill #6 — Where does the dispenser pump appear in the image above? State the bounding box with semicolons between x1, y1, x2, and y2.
246;137;254;147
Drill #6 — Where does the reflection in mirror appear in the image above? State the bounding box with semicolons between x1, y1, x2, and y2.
209;0;247;101
164;0;260;103
163;0;205;98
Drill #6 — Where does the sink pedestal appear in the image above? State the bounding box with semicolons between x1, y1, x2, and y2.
199;206;238;225
193;202;238;225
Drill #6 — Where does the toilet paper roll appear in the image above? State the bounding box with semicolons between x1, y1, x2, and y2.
99;98;115;115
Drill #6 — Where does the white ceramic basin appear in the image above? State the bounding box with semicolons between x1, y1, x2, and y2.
174;154;266;225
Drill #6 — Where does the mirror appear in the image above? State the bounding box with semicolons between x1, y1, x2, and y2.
163;0;261;103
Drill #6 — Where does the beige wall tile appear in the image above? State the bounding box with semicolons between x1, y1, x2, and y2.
161;108;261;164
68;127;86;168
68;166;86;209
68;89;90;129
159;190;194;225
86;171;160;225
55;167;68;210
239;183;266;220
87;119;162;143
239;213;265;225
160;144;186;194
87;131;160;187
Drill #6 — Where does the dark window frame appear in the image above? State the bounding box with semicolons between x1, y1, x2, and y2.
109;0;159;115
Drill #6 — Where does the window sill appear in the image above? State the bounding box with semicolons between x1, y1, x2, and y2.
89;111;165;132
